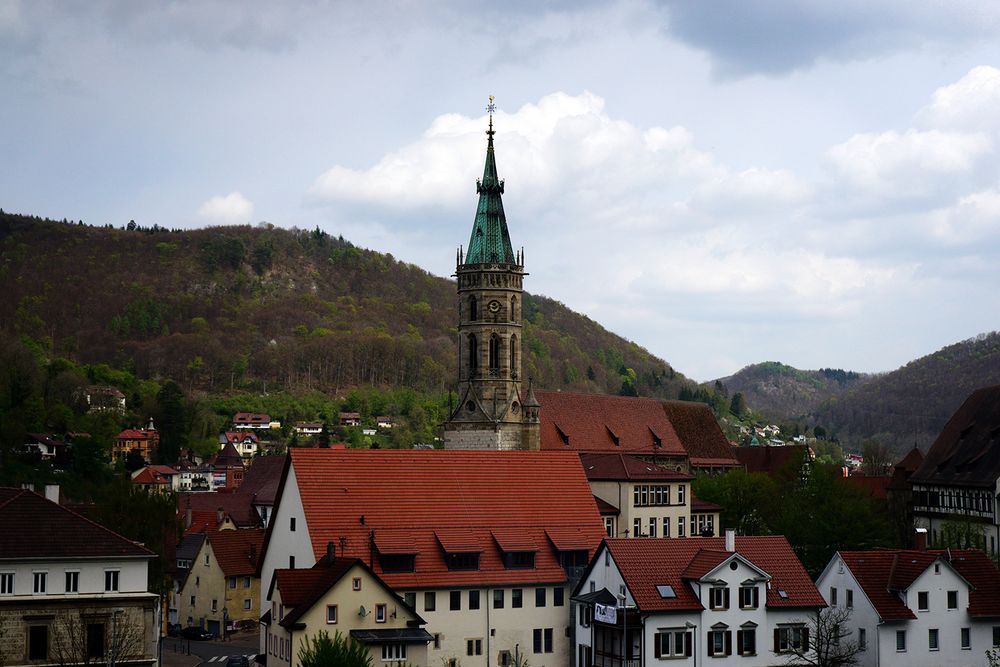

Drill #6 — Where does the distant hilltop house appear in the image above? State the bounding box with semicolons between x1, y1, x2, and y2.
131;464;179;493
23;433;72;465
233;412;278;430
81;384;127;414
293;422;323;436
112;419;159;463
220;431;260;458
376;416;396;429
338;411;362;426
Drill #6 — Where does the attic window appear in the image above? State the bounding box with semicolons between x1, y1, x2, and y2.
777;589;788;599
606;426;620;447
656;585;676;599
650;428;662;449
555;424;570;446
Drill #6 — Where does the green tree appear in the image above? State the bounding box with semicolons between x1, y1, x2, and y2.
729;392;748;417
296;630;372;667
318;423;331;448
155;381;187;464
124;448;146;472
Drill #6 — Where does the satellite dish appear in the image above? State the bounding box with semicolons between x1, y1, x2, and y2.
359;605;368;617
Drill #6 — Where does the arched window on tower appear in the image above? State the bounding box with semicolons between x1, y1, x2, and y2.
510;335;518;379
468;334;478;376
469;296;478;322
489;334;500;375
510;296;517;321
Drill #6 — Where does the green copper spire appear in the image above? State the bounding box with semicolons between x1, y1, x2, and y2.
464;99;517;265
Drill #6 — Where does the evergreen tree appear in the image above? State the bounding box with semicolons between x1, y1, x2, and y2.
155;381;187;464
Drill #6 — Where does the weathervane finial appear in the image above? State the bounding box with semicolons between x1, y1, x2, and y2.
486;95;496;139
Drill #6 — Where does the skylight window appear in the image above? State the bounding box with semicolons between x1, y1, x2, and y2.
777;589;788;599
656;585;676;599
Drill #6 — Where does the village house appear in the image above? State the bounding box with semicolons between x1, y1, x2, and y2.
207;442;246;491
376;416;396;429
572;532;825;667
237;455;284;527
0;486;159;667
293;422;323;437
175;528;265;636
220;432;260;459
909;384;1000;552
130;464;179;494
338;411;362;426
23;433;72;465
263;554;432;667
233;413;274;430
258;449;606;667
816;543;1000;667
81;385;127;414
580;452;721;540
112;420;159;464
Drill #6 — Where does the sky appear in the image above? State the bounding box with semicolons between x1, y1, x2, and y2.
3;0;1000;382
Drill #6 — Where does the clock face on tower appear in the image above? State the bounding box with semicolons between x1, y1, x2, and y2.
488;300;501;313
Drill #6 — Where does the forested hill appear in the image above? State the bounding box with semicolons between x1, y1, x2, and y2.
716;362;871;422
813;332;1000;453
0;211;691;399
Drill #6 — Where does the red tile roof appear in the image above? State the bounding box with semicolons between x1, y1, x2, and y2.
234;412;270;423
208;528;265;577
0;488;154;560
840;548;1000;619
179;491;260;529
690;495;723;513
133;467;173;485
536;391;685;455
735;445;809;477
224;432;260;444
288;449;605;589
593;495;619;515
604;535;825;613
580;453;692;481
116;428;158;440
660;401;739;467
911;385;1000;487
237;455;285;505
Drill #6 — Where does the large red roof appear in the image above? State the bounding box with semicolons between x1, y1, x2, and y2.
840;548;1000;619
660;400;739;467
580;453;692;481
605;535;825;613
288;449;605;589
0;488;155;560
536;391;685;455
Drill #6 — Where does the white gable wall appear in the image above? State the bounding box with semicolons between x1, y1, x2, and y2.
259;462;315;615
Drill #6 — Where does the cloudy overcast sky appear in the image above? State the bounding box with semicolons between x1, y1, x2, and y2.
4;1;1000;382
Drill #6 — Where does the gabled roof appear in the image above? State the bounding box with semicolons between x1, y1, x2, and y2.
133;467;174;485
223;431;259;444
593;495;619;515
116;428;157;440
599;535;824;613
911;385;1000;487
238;455;285;505
660;401;739;467
233;412;270;423
176;533;206;562
888;446;924;492
211;442;245;468
839;548;1000;620
580;453;692;482
26;433;69;448
536;391;685;456
207;528;265;577
287;449;605;588
272;556;423;629
0;488;155;561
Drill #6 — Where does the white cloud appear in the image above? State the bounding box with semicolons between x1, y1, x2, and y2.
927;186;1000;247
919;65;1000;132
196;191;254;225
826;128;991;198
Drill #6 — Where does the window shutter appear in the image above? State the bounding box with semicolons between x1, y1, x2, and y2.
684;632;692;657
737;630;743;655
654;634;662;659
802;628;810;651
725;631;732;656
724;587;730;609
753;586;759;608
707;632;715;657
774;629;780;653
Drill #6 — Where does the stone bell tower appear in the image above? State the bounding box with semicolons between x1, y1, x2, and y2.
443;98;540;451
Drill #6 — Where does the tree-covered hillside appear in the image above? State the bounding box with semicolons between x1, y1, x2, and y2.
0;211;691;402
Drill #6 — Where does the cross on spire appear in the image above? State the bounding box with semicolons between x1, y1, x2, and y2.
486;95;496;139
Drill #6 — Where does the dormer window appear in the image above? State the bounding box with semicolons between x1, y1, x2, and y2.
606;425;620;447
504;551;535;569
446;552;480;571
379;554;415;573
555;424;570;446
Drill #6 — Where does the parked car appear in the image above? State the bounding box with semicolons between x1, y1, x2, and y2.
180;627;214;641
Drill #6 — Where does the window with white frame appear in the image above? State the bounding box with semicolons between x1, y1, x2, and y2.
663;517;670;537
961;627;971;649
917;591;928;611
243;599;251;610
649;518;657;538
738;625;756;656
858;628;867;651
604;517;615;537
633;518;642;537
739;585;759;609
104;570;120;592
65;571;79;594
948;590;958;609
33;571;47;594
0;572;13;595
777;626;808;653
928;628;939;650
327;605;338;624
830;587;838;606
375;603;386;623
677;519;685;537
708;627;731;657
381;643;406;661
896;630;906;652
678;485;685;504
654;629;690;658
709;586;729;610
846;588;853;608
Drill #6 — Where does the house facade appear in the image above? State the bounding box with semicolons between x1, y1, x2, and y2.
0;488;159;667
263;555;432;667
175;528;264;635
233;413;273;430
220;432;260;459
572;534;825;667
112;421;159;463
909;385;1000;552
258;449;606;667
817;547;1000;667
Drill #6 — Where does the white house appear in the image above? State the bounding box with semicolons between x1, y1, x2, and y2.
816;546;1000;667
572;532;825;667
0;487;159;667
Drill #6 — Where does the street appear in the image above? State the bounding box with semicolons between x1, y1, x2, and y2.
161;631;260;667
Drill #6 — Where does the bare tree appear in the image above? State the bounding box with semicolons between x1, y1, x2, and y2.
860;440;893;476
786;606;862;667
49;607;148;667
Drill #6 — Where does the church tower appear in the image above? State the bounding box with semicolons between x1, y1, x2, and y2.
443;99;540;451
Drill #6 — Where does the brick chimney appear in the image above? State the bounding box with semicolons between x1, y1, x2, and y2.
725;529;736;553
